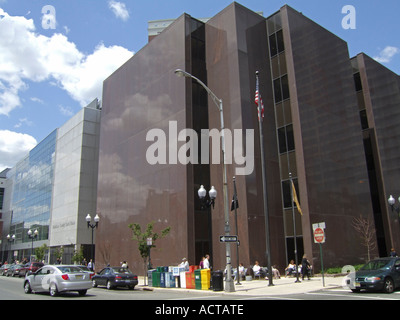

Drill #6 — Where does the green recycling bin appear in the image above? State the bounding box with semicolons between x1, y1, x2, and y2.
194;269;202;290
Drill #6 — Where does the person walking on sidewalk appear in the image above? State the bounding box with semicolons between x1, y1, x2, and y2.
301;254;311;280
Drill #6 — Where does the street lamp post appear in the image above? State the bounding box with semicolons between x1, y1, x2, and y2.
175;69;235;292
7;234;15;262
27;229;38;262
86;214;100;268
387;195;400;233
198;185;217;268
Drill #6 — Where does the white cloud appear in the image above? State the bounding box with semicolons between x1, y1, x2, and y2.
374;46;400;63
108;1;130;21
0;130;37;171
0;8;134;116
58;105;74;117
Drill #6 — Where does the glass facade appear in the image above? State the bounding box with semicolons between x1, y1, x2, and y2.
9;130;56;245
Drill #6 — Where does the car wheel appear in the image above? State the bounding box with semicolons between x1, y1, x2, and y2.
92;279;98;287
106;280;113;290
78;290;87;296
351;288;360;293
129;285;135;290
49;283;59;297
24;281;32;294
383;277;394;294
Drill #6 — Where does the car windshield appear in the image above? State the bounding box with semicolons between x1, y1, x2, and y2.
360;259;392;271
112;267;132;274
57;266;84;273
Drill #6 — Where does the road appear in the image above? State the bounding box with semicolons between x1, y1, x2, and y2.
1;275;400;301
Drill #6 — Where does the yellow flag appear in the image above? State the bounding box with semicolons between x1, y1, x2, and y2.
291;180;302;215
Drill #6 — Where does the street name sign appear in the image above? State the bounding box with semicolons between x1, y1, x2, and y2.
219;235;238;243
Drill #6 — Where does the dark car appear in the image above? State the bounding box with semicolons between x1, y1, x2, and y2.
0;264;11;276
6;264;24;277
346;257;400;293
19;262;44;277
92;267;138;290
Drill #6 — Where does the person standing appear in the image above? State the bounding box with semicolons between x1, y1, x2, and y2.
301;254;311;280
88;259;94;271
179;258;189;271
203;254;210;269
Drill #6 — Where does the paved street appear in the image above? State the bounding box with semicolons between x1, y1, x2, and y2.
1;274;400;301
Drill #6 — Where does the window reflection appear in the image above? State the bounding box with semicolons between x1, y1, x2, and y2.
9;130;56;243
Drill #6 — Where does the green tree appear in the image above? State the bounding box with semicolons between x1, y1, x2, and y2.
72;247;85;265
128;221;171;277
35;244;48;262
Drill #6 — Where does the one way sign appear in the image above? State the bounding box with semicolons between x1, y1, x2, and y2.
219;235;238;242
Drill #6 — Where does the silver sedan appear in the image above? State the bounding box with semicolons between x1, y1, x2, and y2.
23;265;92;297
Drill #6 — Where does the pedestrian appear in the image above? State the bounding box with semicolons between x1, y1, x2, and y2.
203;254;210;269
88;259;94;271
199;257;205;269
390;248;398;257
179;258;189;271
301;254;311;280
121;260;128;268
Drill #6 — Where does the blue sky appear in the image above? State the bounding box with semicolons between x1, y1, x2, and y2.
0;0;399;171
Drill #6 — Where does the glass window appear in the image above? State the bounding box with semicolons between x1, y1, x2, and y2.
286;124;295;151
353;72;362;91
274;78;282;103
281;75;290;100
278;127;287;153
276;30;284;53
360;110;369;130
277;125;295;154
282;180;291;208
269;34;277;57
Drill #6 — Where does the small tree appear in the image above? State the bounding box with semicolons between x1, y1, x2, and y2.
35;244;48;262
352;214;377;262
128;221;171;278
54;247;64;262
72;247;84;265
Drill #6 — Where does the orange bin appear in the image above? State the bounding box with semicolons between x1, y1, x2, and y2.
185;272;195;289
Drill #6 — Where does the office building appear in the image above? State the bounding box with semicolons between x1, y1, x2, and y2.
0;100;101;263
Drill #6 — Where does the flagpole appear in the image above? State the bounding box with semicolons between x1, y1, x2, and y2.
255;71;273;286
289;172;301;283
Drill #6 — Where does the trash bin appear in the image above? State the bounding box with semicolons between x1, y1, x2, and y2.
212;270;224;291
148;269;156;287
180;271;186;288
201;268;211;290
152;271;160;287
194;269;202;290
185;271;195;289
160;272;166;287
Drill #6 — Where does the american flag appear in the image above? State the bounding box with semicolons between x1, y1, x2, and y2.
255;75;264;121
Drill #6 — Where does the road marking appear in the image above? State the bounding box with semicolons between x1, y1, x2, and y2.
239;296;302;300
306;292;398;300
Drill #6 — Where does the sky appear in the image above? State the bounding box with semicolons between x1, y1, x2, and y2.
0;0;399;172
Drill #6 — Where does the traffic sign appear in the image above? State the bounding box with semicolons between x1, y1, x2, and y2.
219;235;238;243
314;227;325;244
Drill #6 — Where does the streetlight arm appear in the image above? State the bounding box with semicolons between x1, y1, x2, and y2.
174;69;222;111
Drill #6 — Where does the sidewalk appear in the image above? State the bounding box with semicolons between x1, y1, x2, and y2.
137;275;346;297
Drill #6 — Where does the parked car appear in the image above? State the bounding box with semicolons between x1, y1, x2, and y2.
92;267;138;290
6;264;24;277
345;257;400;293
0;264;11;276
76;265;95;279
19;262;44;277
23;265;92;296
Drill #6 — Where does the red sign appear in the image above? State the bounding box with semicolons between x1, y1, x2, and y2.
314;227;325;243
